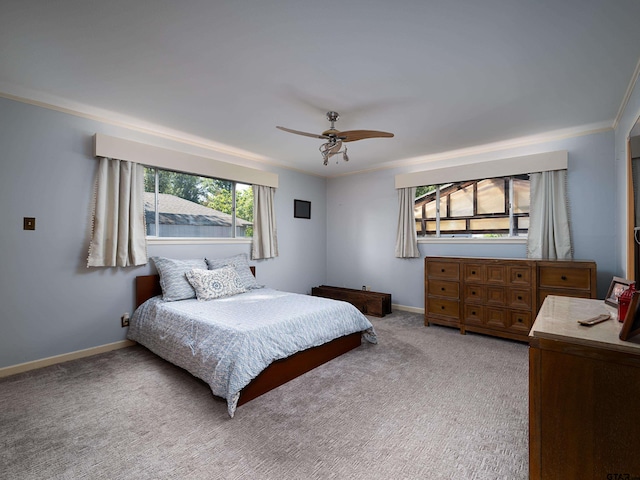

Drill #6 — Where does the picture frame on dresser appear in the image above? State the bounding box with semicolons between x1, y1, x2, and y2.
605;276;632;307
619;291;640;341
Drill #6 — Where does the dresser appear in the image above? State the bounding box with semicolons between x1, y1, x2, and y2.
424;256;597;342
529;296;640;479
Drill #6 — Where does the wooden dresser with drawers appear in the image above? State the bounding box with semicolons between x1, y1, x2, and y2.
424;256;597;342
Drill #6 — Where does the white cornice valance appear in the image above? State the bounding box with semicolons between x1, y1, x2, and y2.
94;133;279;188
394;151;568;189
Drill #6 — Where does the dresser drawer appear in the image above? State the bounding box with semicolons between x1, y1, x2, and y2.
427;260;460;280
538;266;592;290
464;264;486;283
509;266;532;286
427;298;460;319
508;310;532;333
464;284;485;303
427;280;460;299
463;305;484;326
508;288;532;310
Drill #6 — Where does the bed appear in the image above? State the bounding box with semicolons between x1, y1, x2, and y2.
129;267;377;417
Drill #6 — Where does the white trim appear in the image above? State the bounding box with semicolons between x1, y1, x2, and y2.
393;304;425;315
417;237;527;245
146;237;252;246
0;89;613;180
614;56;640;131
94;134;279;188
0;340;135;378
331;123;609;179
0;87;271;164
395;151;568;189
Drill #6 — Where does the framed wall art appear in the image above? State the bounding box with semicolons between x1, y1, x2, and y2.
294;199;311;219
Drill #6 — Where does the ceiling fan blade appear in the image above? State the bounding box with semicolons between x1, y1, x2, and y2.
338;129;394;142
276;126;328;139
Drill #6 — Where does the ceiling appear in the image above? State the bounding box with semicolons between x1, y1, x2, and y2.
2;0;640;177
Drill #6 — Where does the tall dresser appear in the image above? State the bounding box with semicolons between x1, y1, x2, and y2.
424;256;597;342
529;296;640;479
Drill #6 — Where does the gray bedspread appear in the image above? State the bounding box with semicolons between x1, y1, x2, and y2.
128;288;377;417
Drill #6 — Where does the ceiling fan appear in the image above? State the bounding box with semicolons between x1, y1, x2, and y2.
277;111;394;165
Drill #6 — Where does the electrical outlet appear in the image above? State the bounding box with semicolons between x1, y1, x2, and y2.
121;313;130;328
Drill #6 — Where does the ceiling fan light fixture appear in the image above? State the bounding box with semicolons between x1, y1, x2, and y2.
277;111;393;166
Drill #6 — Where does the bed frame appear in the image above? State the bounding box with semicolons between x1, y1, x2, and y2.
134;271;362;408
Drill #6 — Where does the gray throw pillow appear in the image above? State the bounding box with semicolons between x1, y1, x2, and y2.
152;256;208;301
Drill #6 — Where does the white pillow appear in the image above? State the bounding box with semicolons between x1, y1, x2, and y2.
205;253;263;290
185;267;247;301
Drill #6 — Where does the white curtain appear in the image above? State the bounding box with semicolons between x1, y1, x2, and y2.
87;157;147;267
395;187;420;258
251;185;278;260
527;170;572;260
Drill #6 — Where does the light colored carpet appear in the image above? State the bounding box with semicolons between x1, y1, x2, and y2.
0;311;528;479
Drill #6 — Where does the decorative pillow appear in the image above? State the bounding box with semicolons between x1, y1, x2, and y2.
152;257;208;301
185;267;247;301
205;253;263;290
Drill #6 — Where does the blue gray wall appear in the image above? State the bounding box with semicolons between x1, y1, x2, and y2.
0;97;327;368
326;130;618;309
1;71;638;369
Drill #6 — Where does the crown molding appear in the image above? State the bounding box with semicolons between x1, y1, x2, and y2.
613;56;640;131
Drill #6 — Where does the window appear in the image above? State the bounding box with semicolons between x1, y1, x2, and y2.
414;175;530;238
144;167;253;238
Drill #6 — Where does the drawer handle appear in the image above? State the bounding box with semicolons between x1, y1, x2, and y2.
517;318;523;323
472;311;476;315
471;270;476;275
441;287;445;291
517;273;522;278
517;295;523;300
561;275;567;281
471;290;476;295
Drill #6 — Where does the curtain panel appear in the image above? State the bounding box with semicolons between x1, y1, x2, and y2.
251;185;278;260
87;157;147;267
395;187;420;258
527;170;572;260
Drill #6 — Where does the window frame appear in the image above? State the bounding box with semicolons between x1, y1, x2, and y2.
415;175;530;241
143;166;254;243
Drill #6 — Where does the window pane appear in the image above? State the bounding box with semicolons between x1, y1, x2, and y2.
235;183;253;238
513;178;530;214
440;219;468;231
469;217;510;231
144;167;252;238
449;185;473;217
517;217;529;230
425;200;437;218
477;178;505;214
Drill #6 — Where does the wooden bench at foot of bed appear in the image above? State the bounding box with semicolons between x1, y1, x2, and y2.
134;273;363;409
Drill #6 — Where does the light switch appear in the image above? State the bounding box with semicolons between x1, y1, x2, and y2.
23;217;36;230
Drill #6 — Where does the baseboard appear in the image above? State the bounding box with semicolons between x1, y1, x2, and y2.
0;340;136;378
392;304;425;314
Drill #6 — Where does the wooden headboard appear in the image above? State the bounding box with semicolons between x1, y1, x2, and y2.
135;266;256;308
